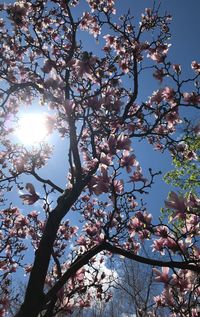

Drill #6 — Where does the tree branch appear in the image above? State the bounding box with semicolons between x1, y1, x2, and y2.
44;242;106;304
31;170;63;194
104;242;200;273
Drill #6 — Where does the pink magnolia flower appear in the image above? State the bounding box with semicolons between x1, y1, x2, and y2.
0;307;7;317
153;267;170;283
176;141;188;153
153;68;165;82
165;111;181;129
149;89;164;104
165;192;187;216
136;211;152;225
154;288;174;307
183;92;200;104
75;268;85;282
165;237;185;253
132;241;140;254
44;70;64;90
24;264;32;274
147;44;171;63
162;87;175;102
76;236;87;246
85;224;99;236
155;226;169;238
193;246;200;259
119;60;129;73
138;229;150;240
100;153;112;167
108;134;117;155
129;171;148;184
80;12;101;37
90;166;110;195
86;96;101;110
45;115;56;134
153;294;165;307
129;216;141;232
154;124;168;135
187;150;198;160
112;99;123;112
87;0;116;14
80;11;95;31
13;155;28;173
103;34;116;48
113;179;124;194
152;238;165;255
75;56;96;78
61;298;74;313
116;134;131;151
171;270;191;292
19;183;39;205
0;152;6;164
188;193;200;211
173;64;181;74
121;150;136;173
15;215;29;228
191;309;199;317
11;1;30;26
42;59;54;73
162;287;174;306
191;60;200;73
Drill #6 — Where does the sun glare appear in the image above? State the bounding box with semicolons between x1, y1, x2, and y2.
16;113;49;145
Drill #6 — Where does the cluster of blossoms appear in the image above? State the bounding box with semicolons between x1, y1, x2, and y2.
0;204;86;314
6;144;52;175
153;268;200;316
45;255;114;314
87;0;116;14
80;12;101;38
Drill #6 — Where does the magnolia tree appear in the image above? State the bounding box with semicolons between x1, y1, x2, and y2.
0;1;200;316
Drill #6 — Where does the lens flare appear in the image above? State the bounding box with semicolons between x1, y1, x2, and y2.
16;113;48;145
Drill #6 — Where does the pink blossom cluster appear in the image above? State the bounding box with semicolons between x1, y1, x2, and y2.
80;12;101;38
153;268;200;316
87;0;116;14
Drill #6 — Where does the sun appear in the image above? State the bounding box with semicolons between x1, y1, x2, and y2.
16;113;49;145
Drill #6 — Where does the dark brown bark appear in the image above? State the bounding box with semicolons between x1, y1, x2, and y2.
44;243;106;304
15;182;86;317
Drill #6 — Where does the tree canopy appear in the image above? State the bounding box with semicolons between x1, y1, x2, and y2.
0;1;199;317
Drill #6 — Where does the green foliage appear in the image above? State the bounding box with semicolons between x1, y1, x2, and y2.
162;135;200;228
164;136;200;192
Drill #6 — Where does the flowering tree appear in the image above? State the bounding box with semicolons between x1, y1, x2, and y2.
0;1;200;316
